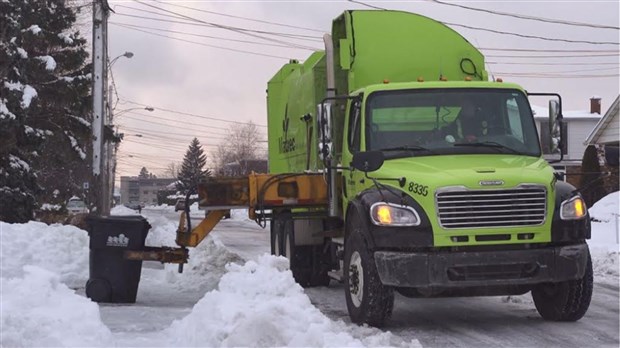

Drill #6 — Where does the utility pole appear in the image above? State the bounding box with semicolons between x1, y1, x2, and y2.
91;0;111;215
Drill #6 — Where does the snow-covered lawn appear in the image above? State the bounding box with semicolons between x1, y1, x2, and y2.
1;192;617;347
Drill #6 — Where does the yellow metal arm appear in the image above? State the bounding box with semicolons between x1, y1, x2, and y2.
176;210;229;248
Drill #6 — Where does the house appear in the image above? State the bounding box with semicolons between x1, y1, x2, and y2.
119;176;177;205
581;95;619;205
584;95;619;149
532;97;603;186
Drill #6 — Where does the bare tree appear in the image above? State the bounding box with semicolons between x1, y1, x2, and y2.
213;122;266;175
164;161;180;179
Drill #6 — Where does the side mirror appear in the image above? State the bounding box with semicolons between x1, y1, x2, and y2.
351;151;384;172
317;103;333;160
548;100;562;154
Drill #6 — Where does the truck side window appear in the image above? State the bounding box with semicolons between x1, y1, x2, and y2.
348;99;361;152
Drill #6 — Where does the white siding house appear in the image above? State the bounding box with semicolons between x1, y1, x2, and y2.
532;106;602;166
585;95;620;147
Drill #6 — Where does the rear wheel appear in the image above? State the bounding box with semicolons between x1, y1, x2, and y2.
344;214;394;327
531;250;593;321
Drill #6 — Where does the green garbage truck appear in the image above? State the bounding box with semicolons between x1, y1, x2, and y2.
193;9;592;327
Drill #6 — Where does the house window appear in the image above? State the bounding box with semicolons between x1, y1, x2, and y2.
539;120;568;155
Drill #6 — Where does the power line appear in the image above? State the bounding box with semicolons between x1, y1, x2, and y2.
120;98;268;127
113;12;322;42
427;0;620;30
120;113;233;134
132;0;321;47
479;48;619;53
110;22;319;50
151;0;324;33
347;0;619;45
443;21;619;46
496;73;619;79
496;66;619;74
487;61;619;66
486;53;619;59
111;23;295;60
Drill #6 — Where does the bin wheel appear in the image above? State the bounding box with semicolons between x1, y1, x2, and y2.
86;278;112;303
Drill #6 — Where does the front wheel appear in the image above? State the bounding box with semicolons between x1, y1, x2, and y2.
531;250;593;321
344;219;394;327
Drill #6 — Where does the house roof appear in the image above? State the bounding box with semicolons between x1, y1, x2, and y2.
584;95;620;145
531;106;603;120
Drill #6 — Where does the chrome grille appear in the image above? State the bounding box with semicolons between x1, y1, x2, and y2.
436;186;547;229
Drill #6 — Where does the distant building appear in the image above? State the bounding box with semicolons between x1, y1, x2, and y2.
220;159;268;176
119;176;176;205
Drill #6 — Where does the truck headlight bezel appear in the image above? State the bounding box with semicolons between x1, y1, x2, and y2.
560;196;587;220
370;202;421;227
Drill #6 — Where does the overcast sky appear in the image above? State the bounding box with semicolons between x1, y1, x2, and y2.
105;0;619;180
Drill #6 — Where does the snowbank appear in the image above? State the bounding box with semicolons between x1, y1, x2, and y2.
0;266;112;347
0;221;89;288
167;255;418;347
588;191;619;282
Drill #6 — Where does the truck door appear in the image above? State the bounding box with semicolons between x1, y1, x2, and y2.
342;97;363;210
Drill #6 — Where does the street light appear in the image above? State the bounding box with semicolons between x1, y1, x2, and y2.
109;51;134;67
114;107;155;117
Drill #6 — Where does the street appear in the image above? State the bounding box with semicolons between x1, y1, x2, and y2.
149;208;620;347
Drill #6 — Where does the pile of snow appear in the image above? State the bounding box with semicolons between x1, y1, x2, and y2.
0;266;113;347
0;221;89;288
167;255;417;347
588;191;619;281
162;234;244;293
110;205;141;215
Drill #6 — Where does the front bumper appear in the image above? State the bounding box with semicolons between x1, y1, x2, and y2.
374;243;588;288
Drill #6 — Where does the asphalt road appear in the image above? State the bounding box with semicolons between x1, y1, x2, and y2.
157;209;620;347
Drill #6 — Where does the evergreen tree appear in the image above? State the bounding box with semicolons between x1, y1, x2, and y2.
138;167;150;179
177;138;210;193
0;0;92;222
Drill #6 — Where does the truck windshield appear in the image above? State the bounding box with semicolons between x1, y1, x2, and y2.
366;88;541;158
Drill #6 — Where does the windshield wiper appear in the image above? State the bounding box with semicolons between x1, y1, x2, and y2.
380;145;435;154
453;141;520;154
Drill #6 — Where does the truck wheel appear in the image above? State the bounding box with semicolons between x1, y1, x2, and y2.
344;220;394;327
531;250;593;321
282;220;312;287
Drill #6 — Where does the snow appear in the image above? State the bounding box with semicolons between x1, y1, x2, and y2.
166;255;413;347
39;203;61;211
9;154;30;172
1;192;618;347
65;132;86;160
57;32;74;44
16;47;27;58
0;221;89;288
0;98;16;120
36;55;57;71
24;25;41;35
0;266;113;347
21;85;37;108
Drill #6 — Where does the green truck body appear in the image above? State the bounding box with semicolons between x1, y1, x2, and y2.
266;10;592;327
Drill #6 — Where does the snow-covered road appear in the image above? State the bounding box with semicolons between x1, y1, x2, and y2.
1;194;618;347
148;206;620;347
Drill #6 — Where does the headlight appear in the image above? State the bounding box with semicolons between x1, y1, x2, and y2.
370;202;421;226
560;196;587;220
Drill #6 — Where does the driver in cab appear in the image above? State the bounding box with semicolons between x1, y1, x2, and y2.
443;99;488;143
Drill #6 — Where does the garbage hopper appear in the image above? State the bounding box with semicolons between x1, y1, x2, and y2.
85;215;151;303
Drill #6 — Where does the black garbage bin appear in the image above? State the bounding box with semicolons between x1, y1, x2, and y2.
85;215;151;303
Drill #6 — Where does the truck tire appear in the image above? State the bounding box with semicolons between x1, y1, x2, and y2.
531;250;593;321
274;214;330;288
344;216;394;327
